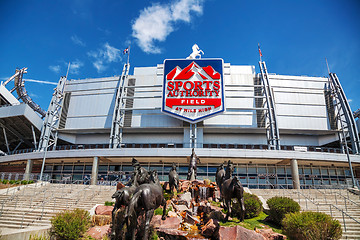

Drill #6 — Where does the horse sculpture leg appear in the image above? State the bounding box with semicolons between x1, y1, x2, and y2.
143;209;154;240
239;196;245;222
224;199;231;222
162;199;167;220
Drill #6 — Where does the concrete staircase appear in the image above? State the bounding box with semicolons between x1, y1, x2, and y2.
251;188;360;240
0;182;115;236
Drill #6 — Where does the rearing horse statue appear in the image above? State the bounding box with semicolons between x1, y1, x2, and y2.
187;148;200;181
186;44;204;59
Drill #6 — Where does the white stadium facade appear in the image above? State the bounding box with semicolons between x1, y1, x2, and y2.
1;56;360;189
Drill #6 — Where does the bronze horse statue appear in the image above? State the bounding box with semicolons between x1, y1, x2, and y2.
126;170;167;240
218;160;245;222
111;158;151;239
215;163;225;190
187;148;200;181
220;176;245;222
169;162;180;192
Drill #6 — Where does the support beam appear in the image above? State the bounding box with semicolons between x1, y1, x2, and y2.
91;156;99;185
291;159;300;189
2;127;10;153
24;160;33;181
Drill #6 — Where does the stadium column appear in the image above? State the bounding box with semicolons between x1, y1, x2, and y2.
91;156;99;185
291;159;300;189
24;160;33;181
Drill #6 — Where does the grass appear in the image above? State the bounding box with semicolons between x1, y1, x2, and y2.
219;212;283;234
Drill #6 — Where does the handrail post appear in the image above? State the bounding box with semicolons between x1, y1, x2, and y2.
342;211;346;232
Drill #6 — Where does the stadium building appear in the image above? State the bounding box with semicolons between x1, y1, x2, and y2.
1;54;360;189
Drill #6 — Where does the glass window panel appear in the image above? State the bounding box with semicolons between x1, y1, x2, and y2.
298;167;304;174
344;169;351;176
54;165;62;171
337;168;345;176
305;179;313;185
150;166;163;172
99;165;108;172
63;165;73;171
179;167;188;173
304;168;311;175
197;167;207;173
74;165;84;171
258;167;266;174
278;178;286;184
328;169;336;176
108;166;115;171
85;165;92;171
52;174;61;180
285;167;292;174
331;179;338;185
237;166;247;174
248;177;257;184
258;177;266;184
277;167;285;174
45;165;53;171
248;167;257;174
122;166;133;172
312;168;320;175
207;167;217;173
268;167;276;174
73;174;82;180
321;168;328;176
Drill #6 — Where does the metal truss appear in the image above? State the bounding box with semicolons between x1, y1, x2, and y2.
3;68;46;117
258;61;281;150
37;76;67;152
328;73;360;155
109;63;130;148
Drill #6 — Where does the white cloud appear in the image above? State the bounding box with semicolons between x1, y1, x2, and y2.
69;60;84;74
88;43;122;72
348;99;353;103
71;35;86;46
49;65;61;73
132;0;204;53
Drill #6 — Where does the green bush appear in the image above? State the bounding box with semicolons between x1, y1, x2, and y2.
2;179;9;184
21;180;28;185
29;234;49;240
9;180;16;184
50;208;91;240
104;201;114;206
282;211;342;240
29;180;34;184
267;196;300;225
232;193;263;219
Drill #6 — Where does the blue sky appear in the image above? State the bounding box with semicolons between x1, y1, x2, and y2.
0;0;359;113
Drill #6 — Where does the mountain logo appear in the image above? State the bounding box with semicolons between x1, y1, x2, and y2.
162;59;225;123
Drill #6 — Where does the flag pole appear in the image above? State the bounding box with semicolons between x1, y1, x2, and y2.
127;46;130;65
258;43;263;62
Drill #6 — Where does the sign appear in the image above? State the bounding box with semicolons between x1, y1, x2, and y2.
294;146;308;152
162;59;225;123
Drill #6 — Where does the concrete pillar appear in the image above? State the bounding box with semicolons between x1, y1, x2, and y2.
24;160;33;181
91;156;99;185
291;159;300;189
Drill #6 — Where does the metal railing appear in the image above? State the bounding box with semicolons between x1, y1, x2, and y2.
263;180;360;232
2;143;349;156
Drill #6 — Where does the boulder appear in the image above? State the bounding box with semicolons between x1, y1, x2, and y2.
86;225;111;240
151;215;181;229
255;228;287;240
208;210;225;222
217;226;265;240
95;205;113;215
180;180;191;191
156;228;188;240
183;211;200;225
201;219;219;238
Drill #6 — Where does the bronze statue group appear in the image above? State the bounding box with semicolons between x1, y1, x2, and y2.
111;151;244;240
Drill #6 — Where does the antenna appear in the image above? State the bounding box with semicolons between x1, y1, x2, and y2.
66;62;71;79
325;58;330;74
